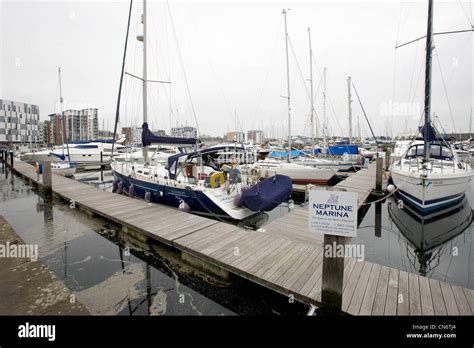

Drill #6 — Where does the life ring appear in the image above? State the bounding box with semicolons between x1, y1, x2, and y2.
209;172;225;188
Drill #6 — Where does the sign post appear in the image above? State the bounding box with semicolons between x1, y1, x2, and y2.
308;189;358;315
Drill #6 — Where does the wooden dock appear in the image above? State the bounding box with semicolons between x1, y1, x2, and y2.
9;159;474;315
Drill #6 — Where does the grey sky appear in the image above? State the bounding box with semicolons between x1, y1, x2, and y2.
1;0;472;138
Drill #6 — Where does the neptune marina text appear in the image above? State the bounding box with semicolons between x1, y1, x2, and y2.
313;203;354;218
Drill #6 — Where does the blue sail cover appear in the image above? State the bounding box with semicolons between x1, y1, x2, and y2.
142;122;196;146
241;174;292;212
418;124;437;142
327;144;358;155
270;150;300;158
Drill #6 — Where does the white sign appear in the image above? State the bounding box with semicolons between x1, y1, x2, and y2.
308;190;358;237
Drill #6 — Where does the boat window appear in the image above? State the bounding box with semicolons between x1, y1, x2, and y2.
405;143;453;160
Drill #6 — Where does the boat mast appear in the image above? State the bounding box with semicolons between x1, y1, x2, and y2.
138;0;149;164
422;0;434;162
347;76;353;144
308;27;315;156
58;67;70;162
282;9;292;163
323;66;327;146
142;0;148;124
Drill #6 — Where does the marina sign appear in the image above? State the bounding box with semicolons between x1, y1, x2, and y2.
308;190;358;237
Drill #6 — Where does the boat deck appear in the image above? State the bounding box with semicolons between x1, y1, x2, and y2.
10;159;474;315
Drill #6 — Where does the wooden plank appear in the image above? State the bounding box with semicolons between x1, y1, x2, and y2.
347;262;373;315
463;287;474;314
341;260;365;312
209;232;271;262
408;273;421;315
418;276;434;315
359;263;381;315
283;247;323;291
195;228;250;255
429;279;447;315
228;236;288;270
158;219;218;241
249;240;296;277
384;268;399;315
451;285;471;315
342;258;358;292
274;246;319;286
440;281;459;315
397;270;409;315
371;265;390;315
260;244;311;282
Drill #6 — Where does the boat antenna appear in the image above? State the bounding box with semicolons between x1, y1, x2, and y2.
111;0;133;157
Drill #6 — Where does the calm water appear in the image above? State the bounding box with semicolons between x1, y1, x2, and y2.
0;164;307;315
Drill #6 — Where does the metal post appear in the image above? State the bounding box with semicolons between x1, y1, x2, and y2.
9;151;14;168
321;234;347;314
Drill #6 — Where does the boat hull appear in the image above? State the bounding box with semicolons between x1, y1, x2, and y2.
390;168;473;215
259;165;335;185
112;170;253;221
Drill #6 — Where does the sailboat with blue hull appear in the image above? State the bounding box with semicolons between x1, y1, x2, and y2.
111;124;292;221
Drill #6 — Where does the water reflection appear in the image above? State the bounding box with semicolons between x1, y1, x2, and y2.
387;196;472;276
1;165;307;316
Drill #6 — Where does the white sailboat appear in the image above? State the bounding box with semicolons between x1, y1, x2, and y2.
389;0;474;215
257;11;338;185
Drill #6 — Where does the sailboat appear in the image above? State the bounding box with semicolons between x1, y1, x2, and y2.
389;0;474;214
110;0;292;221
31;68;77;177
256;11;340;185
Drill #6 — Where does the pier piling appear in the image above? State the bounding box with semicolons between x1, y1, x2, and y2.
385;148;392;171
321;235;347;315
41;161;52;200
375;156;383;194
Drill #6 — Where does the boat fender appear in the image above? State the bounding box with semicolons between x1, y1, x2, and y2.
117;182;123;194
129;184;135;198
34;162;43;174
145;191;151;203
112;178;118;193
178;199;190;213
233;193;243;207
209;172;225;188
160;191;164;197
386;184;396;193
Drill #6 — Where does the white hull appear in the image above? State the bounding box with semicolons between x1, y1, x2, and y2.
258;161;335;184
390;166;473;213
